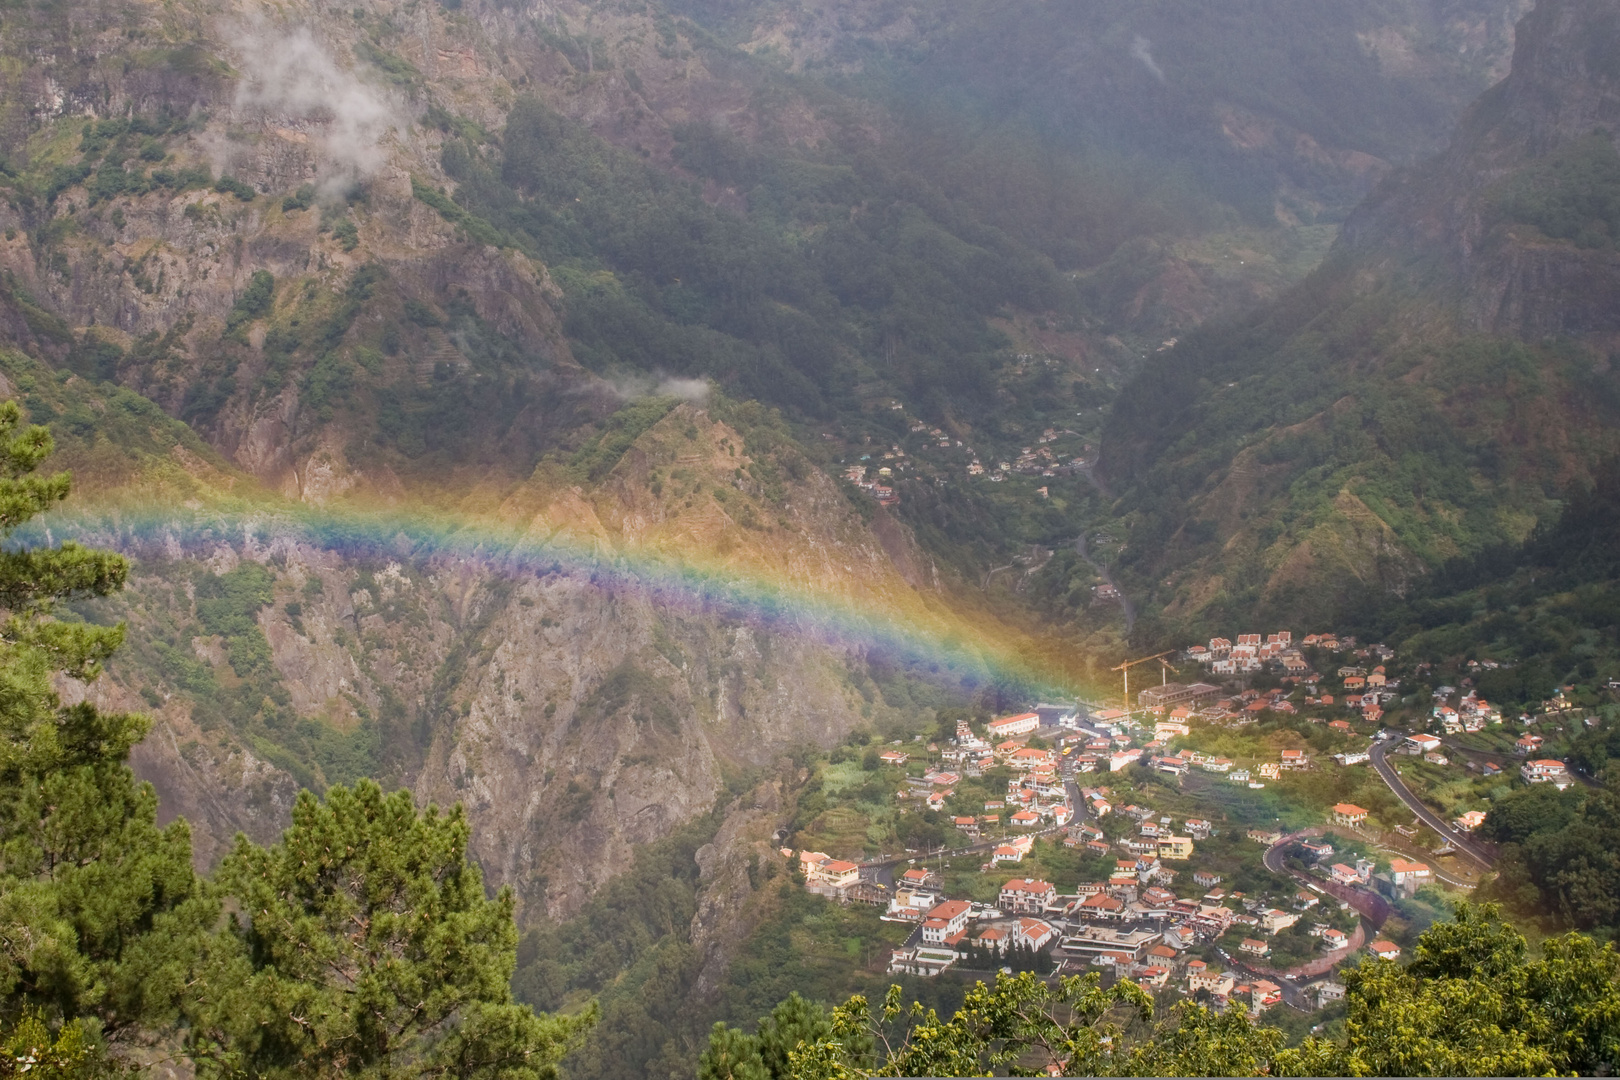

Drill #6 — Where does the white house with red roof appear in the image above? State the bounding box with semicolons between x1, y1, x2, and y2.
988;712;1040;738
1521;759;1571;788
1331;803;1369;827
1368;939;1401;961
1000;878;1056;914
920;900;972;944
1109;748;1143;772
1017;918;1057;950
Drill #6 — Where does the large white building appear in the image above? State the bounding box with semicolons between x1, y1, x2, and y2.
920;900;972;945
988;712;1040;738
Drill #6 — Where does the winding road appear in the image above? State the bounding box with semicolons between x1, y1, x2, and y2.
1368;737;1495;870
1075;531;1135;635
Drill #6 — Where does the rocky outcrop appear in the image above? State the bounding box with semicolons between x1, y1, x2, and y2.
1338;0;1620;337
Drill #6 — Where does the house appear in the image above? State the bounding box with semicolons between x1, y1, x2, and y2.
953;816;978;833
804;857;861;895
991;844;1025;864
1187;963;1235;997
1333;749;1370;766
1109;749;1144;772
1521;759;1571;788
972;926;1009;955
1184;818;1214;839
879;750;909;766
1260;909;1299;934
899;867;940;891
1454;810;1487;832
1321;928;1349;950
1329;863;1361;886
1134;965;1171;989
1249;980;1284;1012
1158;836;1195;860
1239;938;1271;958
1017;918;1058;951
1312;980;1347;1005
1000;878;1057;914
1331;803;1369;827
1483;761;1503;778
1059;925;1160;962
1389;858;1432;891
1368;939;1402;961
1202;757;1235;773
1279;749;1309;770
1258;762;1282;780
1424;751;1450;765
1300;840;1334;860
1193;870;1223;888
1246;828;1284;845
988;712;1041;738
920;900;973;945
1010;809;1042;828
1406;734;1442;756
887;945;958;977
1076;892;1126;920
1515;734;1544;756
1008;747;1053;770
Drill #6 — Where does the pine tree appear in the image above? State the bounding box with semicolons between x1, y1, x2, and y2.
0;401;214;1053
185;780;594;1079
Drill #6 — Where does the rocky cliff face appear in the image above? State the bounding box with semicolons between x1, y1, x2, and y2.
1096;0;1620;628
49;398;955;922
1337;0;1620;338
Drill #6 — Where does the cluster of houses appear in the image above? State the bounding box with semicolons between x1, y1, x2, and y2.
1175;633;1403;723
883;860;1360;1013
1432;689;1502;733
843;461;901;507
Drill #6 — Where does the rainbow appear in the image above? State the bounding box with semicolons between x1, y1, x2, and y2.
31;501;1091;702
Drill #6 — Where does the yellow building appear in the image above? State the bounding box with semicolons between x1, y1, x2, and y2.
1158;836;1194;860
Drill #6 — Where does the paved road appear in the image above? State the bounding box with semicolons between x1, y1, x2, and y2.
1075;531;1135;635
1439;734;1601;791
1369;738;1495;870
1262;830;1391;927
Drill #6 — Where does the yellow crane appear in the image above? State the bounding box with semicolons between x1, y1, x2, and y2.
1110;651;1175;715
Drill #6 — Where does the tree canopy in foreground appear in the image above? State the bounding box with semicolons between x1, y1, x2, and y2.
0;402;593;1078
703;904;1620;1077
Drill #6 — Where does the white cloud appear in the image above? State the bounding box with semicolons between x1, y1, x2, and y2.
1130;35;1166;83
231;23;400;197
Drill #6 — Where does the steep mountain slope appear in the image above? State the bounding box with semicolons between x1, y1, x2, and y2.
665;0;1528;223
1098;0;1620;634
0;0;1571;1073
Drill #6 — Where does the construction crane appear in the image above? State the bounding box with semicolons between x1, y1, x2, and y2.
1110;651;1175;715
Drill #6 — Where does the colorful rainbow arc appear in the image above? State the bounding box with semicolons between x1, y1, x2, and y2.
31;503;1083;703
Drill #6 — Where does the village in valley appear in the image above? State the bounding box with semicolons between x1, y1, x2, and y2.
788;627;1607;1018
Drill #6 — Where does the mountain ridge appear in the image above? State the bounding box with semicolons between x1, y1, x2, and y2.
1097;0;1620;635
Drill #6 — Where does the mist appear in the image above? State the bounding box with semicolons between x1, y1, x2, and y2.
230;23;400;197
1130;35;1167;83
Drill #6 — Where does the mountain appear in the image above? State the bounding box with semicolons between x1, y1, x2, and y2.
0;0;1570;1074
1098;0;1620;635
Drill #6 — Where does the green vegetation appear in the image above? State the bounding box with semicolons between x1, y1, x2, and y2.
711;904;1620;1077
1492;134;1620;250
0;407;587;1075
1483;773;1620;935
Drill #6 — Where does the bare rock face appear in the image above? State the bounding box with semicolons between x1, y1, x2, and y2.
1338;0;1620;337
92;402;947;925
